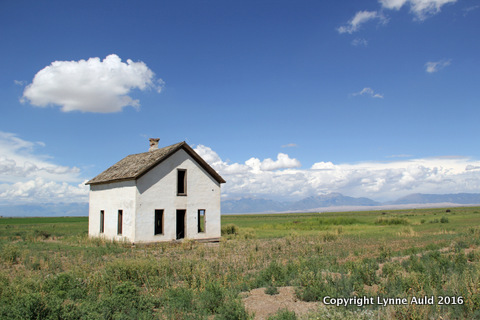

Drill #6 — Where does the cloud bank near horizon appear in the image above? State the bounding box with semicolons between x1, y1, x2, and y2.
1;133;479;205
0;132;88;203
195;145;480;202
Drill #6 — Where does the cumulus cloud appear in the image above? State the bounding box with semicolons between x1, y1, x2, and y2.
425;59;451;73
0;178;88;203
21;54;163;113
337;11;387;34
353;87;384;98
195;145;480;202
380;0;457;20
0;132;88;203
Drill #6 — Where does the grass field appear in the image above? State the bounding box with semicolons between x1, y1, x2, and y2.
1;207;479;319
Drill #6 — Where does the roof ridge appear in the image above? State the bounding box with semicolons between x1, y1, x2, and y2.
86;141;225;185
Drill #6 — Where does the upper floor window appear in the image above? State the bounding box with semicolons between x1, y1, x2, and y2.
177;169;187;196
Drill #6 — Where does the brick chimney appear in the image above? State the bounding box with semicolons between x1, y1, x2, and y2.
149;138;160;151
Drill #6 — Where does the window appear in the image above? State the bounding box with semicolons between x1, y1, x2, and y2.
154;209;164;235
100;210;104;233
177;169;187;195
117;210;123;235
198;209;205;233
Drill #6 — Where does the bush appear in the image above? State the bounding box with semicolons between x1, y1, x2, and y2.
199;282;226;314
221;224;239;236
375;217;409;225
1;243;20;264
256;261;288;287
440;216;449;223
215;298;252;320
43;272;86;300
265;285;279;295
34;230;51;239
100;281;154;320
268;308;297;320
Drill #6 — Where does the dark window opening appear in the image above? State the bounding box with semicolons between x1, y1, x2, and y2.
100;210;104;233
176;209;186;239
154;209;164;235
177;169;187;195
198;209;205;233
117;210;123;235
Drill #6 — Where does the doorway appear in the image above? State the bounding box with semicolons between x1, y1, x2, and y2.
176;210;186;239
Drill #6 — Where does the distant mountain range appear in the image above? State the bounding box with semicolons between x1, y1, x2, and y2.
222;193;480;214
1;193;480;217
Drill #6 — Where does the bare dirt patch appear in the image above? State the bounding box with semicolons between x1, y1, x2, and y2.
242;286;318;320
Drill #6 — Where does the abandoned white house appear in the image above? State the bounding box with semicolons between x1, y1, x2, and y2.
86;139;225;243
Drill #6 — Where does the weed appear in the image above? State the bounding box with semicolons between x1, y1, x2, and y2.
267;308;297;320
375;217;409;225
1;243;20;264
265;285;279;295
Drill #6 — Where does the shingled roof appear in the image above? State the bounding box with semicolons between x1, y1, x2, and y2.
86;141;226;185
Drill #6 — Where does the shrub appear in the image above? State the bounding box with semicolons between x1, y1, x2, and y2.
1;243;20;264
375;217;409;225
199;282;226;314
221;224;239;236
322;232;338;242
440;216;449;223
296;271;354;302
265;285;279;295
267;308;297;320
43;272;86;300
100;281;154;320
256;261;288;286
34;230;51;239
215;298;252;320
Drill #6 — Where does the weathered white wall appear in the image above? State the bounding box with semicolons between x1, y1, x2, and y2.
135;148;221;243
88;180;136;241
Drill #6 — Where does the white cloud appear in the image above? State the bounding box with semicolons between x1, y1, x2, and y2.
353;87;384;99
379;0;457;20
351;38;368;46
463;5;479;16
338;11;387;34
0;178;88;203
21;54;163;113
281;143;298;148
425;59;451;73
195;145;480;202
259;153;301;171
0;132;88;203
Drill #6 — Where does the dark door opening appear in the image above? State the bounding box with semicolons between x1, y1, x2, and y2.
176;210;186;239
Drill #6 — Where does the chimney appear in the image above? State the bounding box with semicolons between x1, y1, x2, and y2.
149;138;160;151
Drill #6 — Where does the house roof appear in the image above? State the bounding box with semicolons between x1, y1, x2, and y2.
86;141;226;185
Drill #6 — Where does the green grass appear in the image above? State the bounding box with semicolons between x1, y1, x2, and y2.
0;207;479;319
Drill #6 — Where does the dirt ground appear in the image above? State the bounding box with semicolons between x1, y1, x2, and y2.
242;286;319;320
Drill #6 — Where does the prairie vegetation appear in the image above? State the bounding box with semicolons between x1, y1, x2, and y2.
0;207;480;319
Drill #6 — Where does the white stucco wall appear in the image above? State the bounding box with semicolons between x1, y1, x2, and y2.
88;180;136;241
135;148;221;243
88;148;222;243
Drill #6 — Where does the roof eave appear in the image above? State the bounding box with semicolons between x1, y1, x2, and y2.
85;177;136;186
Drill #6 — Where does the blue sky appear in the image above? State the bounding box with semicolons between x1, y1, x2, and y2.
1;0;479;206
